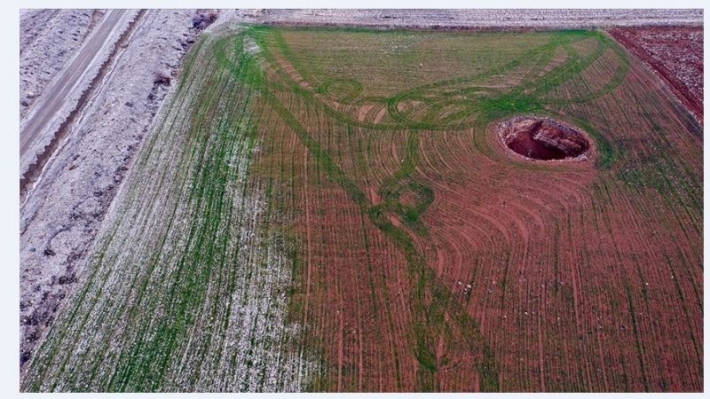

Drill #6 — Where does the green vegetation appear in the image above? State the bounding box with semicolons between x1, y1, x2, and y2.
23;25;702;393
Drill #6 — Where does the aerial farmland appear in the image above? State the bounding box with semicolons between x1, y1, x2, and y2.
19;9;703;392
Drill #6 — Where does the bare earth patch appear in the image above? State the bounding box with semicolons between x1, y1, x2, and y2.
609;26;703;123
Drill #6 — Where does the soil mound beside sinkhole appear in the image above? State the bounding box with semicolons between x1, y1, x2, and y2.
497;116;591;161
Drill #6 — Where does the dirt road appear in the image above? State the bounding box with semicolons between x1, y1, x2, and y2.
20;10;127;159
19;9;201;374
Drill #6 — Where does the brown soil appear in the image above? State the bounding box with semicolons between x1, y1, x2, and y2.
267;27;703;391
497;116;591;161
255;27;702;392
20;11;703;392
609;27;703;123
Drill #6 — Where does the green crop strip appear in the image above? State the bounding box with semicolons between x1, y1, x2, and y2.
22;31;302;392
216;33;500;391
108;38;259;391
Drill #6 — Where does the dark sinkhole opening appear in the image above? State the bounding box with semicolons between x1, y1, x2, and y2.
498;116;591;161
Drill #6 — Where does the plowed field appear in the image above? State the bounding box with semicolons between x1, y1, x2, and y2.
22;26;703;392
609;27;703;123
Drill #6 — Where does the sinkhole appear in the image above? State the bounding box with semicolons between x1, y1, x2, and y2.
497;116;591;161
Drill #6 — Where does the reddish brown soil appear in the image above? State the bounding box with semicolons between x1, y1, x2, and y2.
497;116;591;161
609;27;703;123
255;30;703;392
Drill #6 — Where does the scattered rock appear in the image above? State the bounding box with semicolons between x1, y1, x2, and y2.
153;71;171;86
192;11;217;30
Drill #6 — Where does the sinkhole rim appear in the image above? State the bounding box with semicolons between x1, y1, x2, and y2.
496;115;593;162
